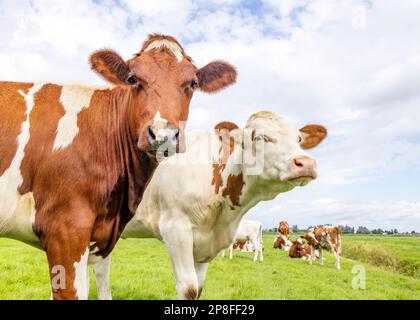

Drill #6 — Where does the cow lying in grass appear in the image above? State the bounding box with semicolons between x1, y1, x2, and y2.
288;238;312;260
273;220;292;250
92;111;327;299
302;226;342;269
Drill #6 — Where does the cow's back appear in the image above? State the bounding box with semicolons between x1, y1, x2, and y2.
234;220;261;241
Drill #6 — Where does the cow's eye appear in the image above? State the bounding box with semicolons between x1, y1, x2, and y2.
127;75;138;85
255;135;264;142
190;80;199;90
254;134;270;142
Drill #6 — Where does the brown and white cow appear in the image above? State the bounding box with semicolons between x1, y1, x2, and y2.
288;238;312;260
93;111;327;299
273;220;292;250
302;226;342;269
0;34;237;299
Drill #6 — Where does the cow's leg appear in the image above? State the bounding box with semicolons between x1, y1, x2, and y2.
229;243;234;259
309;246;315;265
329;243;341;270
221;249;226;258
43;209;94;300
161;218;198;300
92;255;112;300
250;238;260;262
194;262;209;299
86;266;90;298
319;248;324;265
46;235;91;300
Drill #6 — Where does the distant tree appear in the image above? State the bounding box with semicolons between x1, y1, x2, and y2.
340;225;355;234
371;228;384;234
411;230;416;235
292;225;299;233
356;226;371;234
393;229;398;234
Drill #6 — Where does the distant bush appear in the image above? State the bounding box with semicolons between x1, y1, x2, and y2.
343;242;419;278
344;243;397;269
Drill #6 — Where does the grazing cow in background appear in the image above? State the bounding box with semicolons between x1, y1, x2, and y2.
224;220;263;262
232;240;254;252
273;220;292;250
288;238;312;260
0;34;237;299
302;226;342;269
94;111;327;299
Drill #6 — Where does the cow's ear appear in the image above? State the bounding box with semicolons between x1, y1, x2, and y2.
89;49;136;86
300;235;305;239
197;61;237;93
299;125;327;149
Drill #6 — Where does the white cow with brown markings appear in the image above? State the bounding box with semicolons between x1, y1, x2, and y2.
221;219;263;262
93;111;327;299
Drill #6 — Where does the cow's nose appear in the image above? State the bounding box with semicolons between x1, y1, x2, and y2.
147;125;179;146
291;156;317;178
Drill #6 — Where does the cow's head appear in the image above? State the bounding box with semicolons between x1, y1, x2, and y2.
278;221;289;237
281;234;292;250
301;229;319;247
90;34;237;157
289;238;308;258
243;111;327;188
274;235;291;250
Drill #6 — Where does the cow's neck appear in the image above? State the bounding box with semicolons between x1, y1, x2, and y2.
223;162;294;217
89;87;158;248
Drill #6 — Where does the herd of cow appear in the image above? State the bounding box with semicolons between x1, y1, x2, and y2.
0;34;329;300
225;220;342;270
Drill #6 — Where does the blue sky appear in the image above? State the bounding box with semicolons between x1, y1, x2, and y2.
1;0;419;231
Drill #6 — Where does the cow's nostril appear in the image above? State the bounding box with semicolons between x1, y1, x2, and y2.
174;129;180;141
294;159;303;167
148;127;156;141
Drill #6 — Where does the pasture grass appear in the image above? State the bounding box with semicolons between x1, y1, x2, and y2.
341;235;419;279
0;235;419;300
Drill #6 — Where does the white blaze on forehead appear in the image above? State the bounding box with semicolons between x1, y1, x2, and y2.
144;39;184;62
153;111;168;126
73;247;90;300
0;83;43;237
53;86;94;151
151;111;170;138
246;111;296;137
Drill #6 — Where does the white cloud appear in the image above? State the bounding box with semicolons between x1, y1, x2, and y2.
1;0;419;230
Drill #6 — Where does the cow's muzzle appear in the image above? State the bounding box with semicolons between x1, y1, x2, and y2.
146;125;180;156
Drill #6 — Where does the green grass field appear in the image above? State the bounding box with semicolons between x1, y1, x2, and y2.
0;234;419;300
